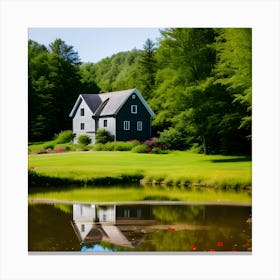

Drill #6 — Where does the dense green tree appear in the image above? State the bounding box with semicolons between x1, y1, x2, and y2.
28;41;55;140
49;38;81;65
150;28;251;154
139;38;157;99
28;39;82;141
79;63;101;93
214;28;252;139
81;50;146;93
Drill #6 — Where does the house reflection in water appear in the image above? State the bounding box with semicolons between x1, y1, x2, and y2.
71;203;154;249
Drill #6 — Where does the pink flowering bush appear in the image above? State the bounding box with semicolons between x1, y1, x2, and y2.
132;137;168;154
54;147;66;153
143;137;168;154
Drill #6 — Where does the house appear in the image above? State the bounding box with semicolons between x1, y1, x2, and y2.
69;88;155;144
71;203;154;249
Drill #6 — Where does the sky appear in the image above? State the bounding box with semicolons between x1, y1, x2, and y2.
28;28;162;63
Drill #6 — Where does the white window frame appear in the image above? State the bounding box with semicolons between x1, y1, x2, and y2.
137;121;143;131
131;105;137;114
123;121;130;130
80;123;85;130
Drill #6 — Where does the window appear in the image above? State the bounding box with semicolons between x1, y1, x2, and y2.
123;121;130;130
132;94;136;99
81;224;85;232
131;105;137;114
80;123;85;130
137;121;142;131
80;108;84;116
124;209;130;218
137;208;142;218
103;119;107;127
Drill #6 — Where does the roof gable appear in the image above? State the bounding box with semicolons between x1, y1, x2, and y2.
69;94;102;117
69;88;155;118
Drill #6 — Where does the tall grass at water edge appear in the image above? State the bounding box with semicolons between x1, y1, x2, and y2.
28;185;252;204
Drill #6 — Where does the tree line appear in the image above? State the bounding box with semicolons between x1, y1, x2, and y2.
28;28;251;155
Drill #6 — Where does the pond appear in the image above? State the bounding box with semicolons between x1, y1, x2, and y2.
28;201;252;253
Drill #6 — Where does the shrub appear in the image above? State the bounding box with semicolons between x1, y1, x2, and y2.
36;148;48;154
159;128;186;150
140;137;169;154
43;143;55;150
54;147;66;153
189;143;202;153
92;143;105;151
106;141;139;151
55;130;75;144
103;142;115;151
95;129;114;144
64;145;72;152
151;147;168;154
132;144;148;153
78;134;92;146
93;141;140;151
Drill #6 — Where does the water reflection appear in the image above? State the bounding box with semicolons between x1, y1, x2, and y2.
72;204;153;249
28;202;252;252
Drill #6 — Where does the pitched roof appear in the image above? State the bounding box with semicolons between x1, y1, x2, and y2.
80;94;102;114
69;88;155;118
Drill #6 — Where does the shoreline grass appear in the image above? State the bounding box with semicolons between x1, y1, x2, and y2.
28;185;252;204
28;150;251;190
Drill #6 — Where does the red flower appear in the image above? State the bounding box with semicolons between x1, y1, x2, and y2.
244;243;251;247
168;227;175;232
190;245;197;251
55;147;65;153
208;248;215;252
146;147;152;153
217;241;223;247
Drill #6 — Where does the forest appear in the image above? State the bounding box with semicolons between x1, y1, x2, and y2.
28;28;251;155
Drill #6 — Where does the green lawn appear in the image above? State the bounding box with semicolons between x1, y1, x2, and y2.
28;151;251;188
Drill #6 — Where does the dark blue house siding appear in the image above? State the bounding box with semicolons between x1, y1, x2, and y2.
115;94;152;142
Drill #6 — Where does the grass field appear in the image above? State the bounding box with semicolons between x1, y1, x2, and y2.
28;151;251;188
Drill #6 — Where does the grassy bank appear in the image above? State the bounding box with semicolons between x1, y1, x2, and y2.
28;151;251;189
28;185;252;204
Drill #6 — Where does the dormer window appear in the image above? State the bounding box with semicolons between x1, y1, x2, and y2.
132;94;136;99
80;108;84;116
131;105;137;114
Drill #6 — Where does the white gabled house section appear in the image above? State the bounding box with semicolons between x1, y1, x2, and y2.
70;96;96;144
98;117;116;139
